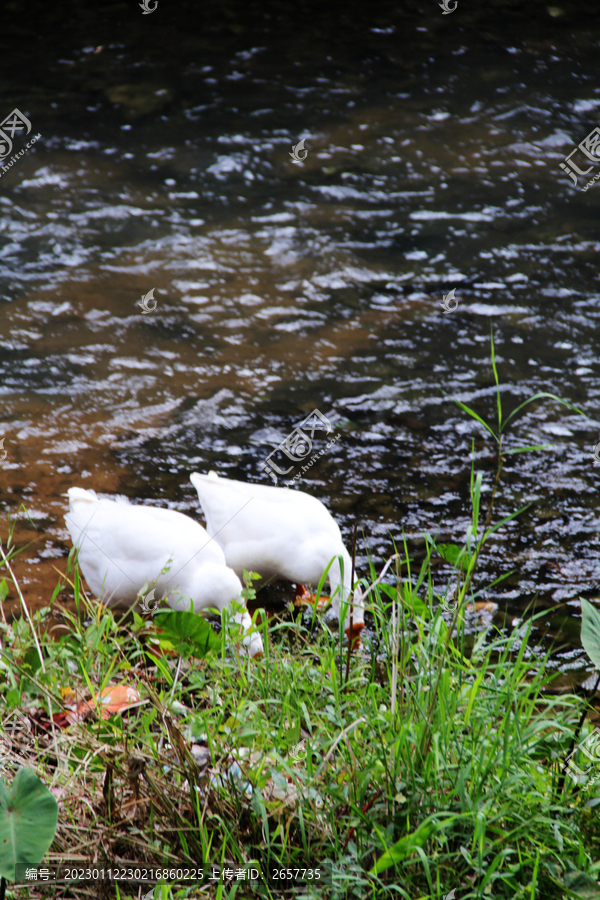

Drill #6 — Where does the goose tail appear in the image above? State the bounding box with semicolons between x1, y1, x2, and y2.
190;470;219;493
67;487;98;507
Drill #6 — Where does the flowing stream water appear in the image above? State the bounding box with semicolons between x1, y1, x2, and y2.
1;0;600;688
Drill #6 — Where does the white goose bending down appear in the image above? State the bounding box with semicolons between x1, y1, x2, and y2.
64;487;263;657
190;471;364;644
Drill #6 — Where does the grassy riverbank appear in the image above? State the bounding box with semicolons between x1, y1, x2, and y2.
1;344;598;898
1;533;599;900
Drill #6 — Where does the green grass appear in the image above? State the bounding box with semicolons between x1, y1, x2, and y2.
0;332;599;899
1;526;600;899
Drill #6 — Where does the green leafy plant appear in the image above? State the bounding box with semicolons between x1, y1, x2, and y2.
558;598;600;797
416;326;586;759
436;542;473;572
448;323;583;458
432;324;584;609
0;768;58;897
581;598;600;672
241;569;262;606
154;610;221;659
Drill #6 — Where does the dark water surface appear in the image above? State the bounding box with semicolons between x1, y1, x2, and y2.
1;0;600;686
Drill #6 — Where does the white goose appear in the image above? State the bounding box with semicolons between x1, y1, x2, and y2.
190;471;364;644
64;487;263;657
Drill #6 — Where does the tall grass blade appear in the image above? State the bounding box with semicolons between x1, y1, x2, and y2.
501;392;584;431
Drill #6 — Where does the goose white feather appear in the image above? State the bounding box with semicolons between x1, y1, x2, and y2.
190;471;363;639
64;487;262;657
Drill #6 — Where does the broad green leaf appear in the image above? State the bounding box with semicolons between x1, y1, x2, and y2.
155;611;222;658
581;598;600;671
0;768;58;880
437;543;473;572
5;689;19;709
283;718;302;749
401;588;430;619
377;583;397;602
22;647;43;675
